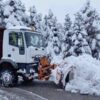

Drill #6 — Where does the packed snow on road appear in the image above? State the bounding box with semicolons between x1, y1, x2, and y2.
51;54;100;96
0;89;25;100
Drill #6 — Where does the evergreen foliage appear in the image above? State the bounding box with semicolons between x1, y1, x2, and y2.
0;0;100;60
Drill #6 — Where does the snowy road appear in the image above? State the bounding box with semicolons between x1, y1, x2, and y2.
15;80;100;100
0;84;47;100
0;80;100;100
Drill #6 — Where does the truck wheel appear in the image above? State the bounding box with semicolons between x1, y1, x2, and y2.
0;69;18;87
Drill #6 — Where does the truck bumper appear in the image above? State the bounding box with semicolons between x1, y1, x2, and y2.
17;63;39;79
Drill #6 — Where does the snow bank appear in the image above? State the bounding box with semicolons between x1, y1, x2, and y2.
65;54;100;95
51;53;63;64
51;54;100;96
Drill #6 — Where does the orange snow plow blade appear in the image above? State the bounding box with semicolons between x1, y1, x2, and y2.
38;56;57;80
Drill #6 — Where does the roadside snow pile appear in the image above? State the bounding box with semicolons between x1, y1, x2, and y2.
65;54;100;95
51;54;100;96
51;54;63;64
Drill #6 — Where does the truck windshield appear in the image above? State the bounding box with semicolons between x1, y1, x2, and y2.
25;32;45;47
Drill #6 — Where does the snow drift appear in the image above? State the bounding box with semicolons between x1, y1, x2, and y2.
51;54;100;96
65;54;100;96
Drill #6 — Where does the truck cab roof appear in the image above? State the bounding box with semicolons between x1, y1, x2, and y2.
7;26;32;31
0;26;34;31
0;26;43;37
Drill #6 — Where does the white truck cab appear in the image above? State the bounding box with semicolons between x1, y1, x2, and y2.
0;26;47;87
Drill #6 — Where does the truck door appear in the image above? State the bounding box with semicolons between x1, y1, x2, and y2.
7;31;26;63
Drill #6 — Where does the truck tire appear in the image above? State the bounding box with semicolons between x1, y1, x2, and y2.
0;69;18;87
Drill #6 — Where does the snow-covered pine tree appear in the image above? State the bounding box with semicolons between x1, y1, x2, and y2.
43;10;56;41
3;0;28;28
96;31;100;60
0;0;4;25
64;14;72;33
42;15;51;39
43;9;57;37
80;0;100;58
44;10;63;60
17;1;29;26
56;23;64;44
42;9;57;40
29;6;42;32
36;13;42;32
63;14;73;58
72;13;91;56
29;6;36;26
52;25;62;55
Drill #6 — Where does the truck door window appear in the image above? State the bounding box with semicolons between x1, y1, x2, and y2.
9;32;18;47
18;33;24;47
18;33;25;55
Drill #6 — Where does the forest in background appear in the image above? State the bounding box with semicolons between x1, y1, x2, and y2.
0;0;100;60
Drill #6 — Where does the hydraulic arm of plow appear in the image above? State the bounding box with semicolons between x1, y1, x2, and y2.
38;56;57;80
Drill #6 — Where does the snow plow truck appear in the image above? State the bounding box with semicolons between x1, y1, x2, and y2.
0;26;73;87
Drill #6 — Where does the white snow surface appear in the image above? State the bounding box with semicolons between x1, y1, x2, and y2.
7;26;32;30
0;90;25;100
65;54;100;95
51;54;100;96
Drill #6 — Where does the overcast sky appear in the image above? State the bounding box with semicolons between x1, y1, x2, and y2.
21;0;100;23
